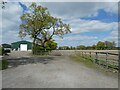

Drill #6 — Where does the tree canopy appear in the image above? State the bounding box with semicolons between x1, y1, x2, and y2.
19;2;71;49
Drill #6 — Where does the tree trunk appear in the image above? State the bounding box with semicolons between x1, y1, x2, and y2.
32;38;36;54
41;41;47;52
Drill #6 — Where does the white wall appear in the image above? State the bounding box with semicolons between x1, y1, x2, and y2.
20;44;27;51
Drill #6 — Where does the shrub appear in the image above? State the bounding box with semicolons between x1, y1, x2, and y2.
32;40;57;55
32;45;51;55
0;47;4;55
0;47;2;55
0;60;8;70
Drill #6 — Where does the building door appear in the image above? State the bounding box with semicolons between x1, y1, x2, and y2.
20;44;27;51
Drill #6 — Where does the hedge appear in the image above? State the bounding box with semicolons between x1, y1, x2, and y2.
32;45;52;55
0;60;8;70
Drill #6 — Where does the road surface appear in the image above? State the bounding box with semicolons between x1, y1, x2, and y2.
2;51;118;88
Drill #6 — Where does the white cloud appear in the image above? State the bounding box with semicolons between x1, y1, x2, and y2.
39;2;118;19
103;29;118;42
53;34;98;46
67;19;118;34
8;2;117;19
1;2;118;47
101;23;118;46
2;2;23;44
54;35;98;41
54;34;98;46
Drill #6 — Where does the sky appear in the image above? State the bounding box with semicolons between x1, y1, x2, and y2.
0;1;119;47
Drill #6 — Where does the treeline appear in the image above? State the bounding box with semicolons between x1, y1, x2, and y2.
58;41;118;50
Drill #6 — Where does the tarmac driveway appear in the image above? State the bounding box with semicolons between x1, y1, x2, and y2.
2;55;118;88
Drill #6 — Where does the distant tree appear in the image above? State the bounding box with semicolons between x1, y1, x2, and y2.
96;41;105;50
58;46;70;50
72;47;76;50
70;46;73;50
67;46;70;50
76;41;116;50
86;46;93;50
19;2;71;51
77;45;86;50
91;45;96;50
96;41;116;50
105;41;116;50
58;47;62;50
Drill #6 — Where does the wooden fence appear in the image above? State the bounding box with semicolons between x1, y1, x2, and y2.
75;51;119;71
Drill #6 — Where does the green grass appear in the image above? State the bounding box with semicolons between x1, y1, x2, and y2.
0;60;8;70
70;54;118;77
70;55;96;68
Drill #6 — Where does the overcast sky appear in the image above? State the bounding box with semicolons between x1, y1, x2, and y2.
0;1;119;47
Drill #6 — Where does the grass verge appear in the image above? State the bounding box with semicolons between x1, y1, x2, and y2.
70;55;97;69
70;55;118;77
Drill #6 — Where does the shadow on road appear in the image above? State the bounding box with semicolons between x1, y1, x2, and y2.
4;56;55;68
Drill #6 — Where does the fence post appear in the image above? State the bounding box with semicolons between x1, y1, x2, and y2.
89;52;91;58
85;52;86;57
84;52;86;58
80;52;82;56
95;52;98;64
106;52;108;69
89;52;92;61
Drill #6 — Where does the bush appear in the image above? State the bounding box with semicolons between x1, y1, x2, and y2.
0;47;4;55
32;45;51;55
0;60;8;70
32;40;57;55
0;47;2;55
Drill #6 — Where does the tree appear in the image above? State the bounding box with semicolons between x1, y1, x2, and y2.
70;46;73;50
96;41;105;50
77;45;86;50
86;46;92;50
0;46;4;55
58;46;62;50
105;41;116;49
19;3;71;51
91;45;96;49
76;41;116;50
46;40;57;50
96;41;116;50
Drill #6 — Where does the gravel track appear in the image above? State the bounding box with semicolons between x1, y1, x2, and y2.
2;51;118;88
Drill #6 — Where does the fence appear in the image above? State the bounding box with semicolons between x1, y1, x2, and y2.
75;51;119;71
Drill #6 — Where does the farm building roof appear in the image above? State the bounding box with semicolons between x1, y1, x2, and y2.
2;44;11;48
11;40;32;50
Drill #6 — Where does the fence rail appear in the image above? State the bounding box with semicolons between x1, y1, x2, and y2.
75;51;119;71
